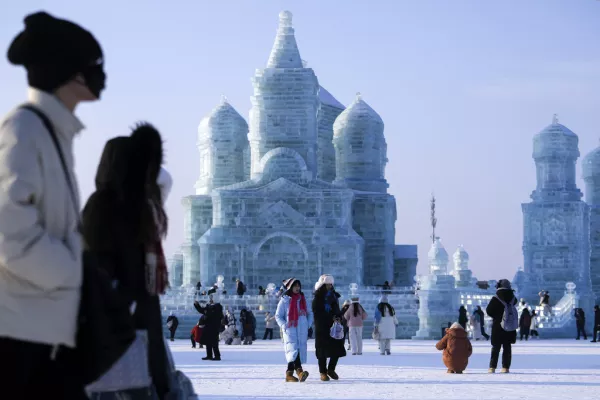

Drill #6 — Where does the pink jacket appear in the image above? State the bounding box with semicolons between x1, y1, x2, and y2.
344;304;368;327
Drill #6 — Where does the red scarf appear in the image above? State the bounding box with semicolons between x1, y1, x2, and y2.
287;293;307;328
146;239;169;295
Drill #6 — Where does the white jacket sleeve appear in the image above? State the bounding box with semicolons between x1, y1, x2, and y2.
157;167;173;204
0;116;79;290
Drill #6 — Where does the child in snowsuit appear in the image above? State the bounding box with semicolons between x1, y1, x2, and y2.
191;319;204;349
435;322;473;374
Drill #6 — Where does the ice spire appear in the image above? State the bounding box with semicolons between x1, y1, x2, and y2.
267;11;303;68
552;113;559;125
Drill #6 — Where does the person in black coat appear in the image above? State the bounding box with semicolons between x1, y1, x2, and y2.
83;125;172;399
575;308;588;340
519;308;531;341
458;306;468;329
194;295;224;360
592;305;600;343
312;274;346;381
486;279;517;373
476;306;490;340
166;312;179;341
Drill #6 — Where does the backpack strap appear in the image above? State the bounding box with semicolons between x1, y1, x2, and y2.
494;295;507;306
19;104;81;230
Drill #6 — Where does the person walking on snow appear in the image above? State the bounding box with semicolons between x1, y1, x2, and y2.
486;279;518;373
344;297;367;355
458;306;468;330
167;312;179;342
530;310;540;338
476;306;490;340
313;274;346;381
591;305;600;342
575;308;588;340
436;322;473;374
519;308;531;341
263;312;276;340
470;310;483;341
275;278;314;382
341;299;351;350
374;295;398;355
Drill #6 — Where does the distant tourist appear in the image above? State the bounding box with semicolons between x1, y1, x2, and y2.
236;279;247;297
207;284;218;295
374;295;398;355
258;285;267;296
530;311;540;338
240;308;255;345
486;279;518;373
382;281;391;294
344;297;368;355
341;299;352;351
313;274;346;381
436;322;473;374
458;306;468;329
167;312;179;341
475;306;490;340
275;278;313;382
263;312;276;340
194;294;224;361
519;308;531;341
470;310;483;341
539;290;551;315
591;305;600;343
575;308;588;340
190;318;204;349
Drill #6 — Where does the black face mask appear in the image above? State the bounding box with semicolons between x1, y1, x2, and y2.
80;61;106;99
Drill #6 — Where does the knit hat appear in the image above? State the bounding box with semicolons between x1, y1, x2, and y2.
496;279;512;290
7;11;104;93
283;278;300;291
314;274;334;291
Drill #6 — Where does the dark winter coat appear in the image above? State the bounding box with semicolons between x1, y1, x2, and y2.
458;307;468;329
486;288;518;346
519;309;531;335
194;302;224;346
476;308;486;329
166;315;179;331
575;308;586;326
240;310;255;337
237;281;246;296
312;288;347;360
594;307;600;327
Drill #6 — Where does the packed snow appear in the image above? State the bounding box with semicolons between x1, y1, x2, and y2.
170;338;600;400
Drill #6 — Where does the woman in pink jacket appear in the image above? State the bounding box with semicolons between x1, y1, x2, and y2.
343;297;368;355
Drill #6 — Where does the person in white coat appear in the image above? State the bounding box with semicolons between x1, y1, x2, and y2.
275;278;314;382
470;311;483;341
0;11;106;399
374;295;398;355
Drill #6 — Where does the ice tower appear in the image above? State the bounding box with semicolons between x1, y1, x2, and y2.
582;141;600;302
452;245;473;288
521;115;593;307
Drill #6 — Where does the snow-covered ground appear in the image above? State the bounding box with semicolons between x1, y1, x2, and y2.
170;339;600;400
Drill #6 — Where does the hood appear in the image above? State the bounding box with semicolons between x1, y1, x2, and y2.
447;326;468;339
496;288;516;304
95;136;132;192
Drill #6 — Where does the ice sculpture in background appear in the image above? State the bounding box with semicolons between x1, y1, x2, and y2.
582;139;600;303
520;115;595;315
452;245;473;288
413;195;460;339
174;10;417;290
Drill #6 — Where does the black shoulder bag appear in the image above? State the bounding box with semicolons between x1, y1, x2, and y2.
21;105;136;384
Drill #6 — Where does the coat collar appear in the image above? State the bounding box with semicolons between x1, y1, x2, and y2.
27;88;85;139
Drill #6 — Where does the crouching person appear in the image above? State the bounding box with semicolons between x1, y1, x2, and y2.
435;322;473;374
191;318;204;349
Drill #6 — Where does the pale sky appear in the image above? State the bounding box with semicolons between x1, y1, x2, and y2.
1;0;599;281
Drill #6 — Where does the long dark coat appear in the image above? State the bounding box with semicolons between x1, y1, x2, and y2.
458;307;468;329
486;289;518;346
194;302;224;346
312;288;347;360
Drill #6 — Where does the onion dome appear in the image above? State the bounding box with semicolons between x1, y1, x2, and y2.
532;114;579;159
198;95;248;141
333;93;383;139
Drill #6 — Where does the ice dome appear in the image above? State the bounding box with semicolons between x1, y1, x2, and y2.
198;96;248;140
533;114;579;159
453;245;469;261
582;143;600;180
428;239;449;263
333;93;383;139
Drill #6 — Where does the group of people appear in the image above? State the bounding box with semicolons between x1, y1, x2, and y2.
458;305;490;341
0;11;192;399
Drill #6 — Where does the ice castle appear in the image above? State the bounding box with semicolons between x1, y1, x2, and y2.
171;11;418;290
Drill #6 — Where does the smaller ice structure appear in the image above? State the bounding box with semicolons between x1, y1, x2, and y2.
452;245;473;288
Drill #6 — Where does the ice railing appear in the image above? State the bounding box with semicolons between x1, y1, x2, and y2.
536;282;578;329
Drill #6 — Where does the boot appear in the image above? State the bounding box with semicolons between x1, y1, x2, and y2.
500;368;509;373
488;368;495;373
385;350;391;355
327;370;339;380
455;371;463;374
202;356;213;360
286;371;299;382
447;369;455;374
320;373;330;381
296;368;309;382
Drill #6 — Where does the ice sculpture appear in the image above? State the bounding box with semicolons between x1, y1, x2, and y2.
452;245;473;288
175;11;417;289
582;140;600;302
521;115;594;313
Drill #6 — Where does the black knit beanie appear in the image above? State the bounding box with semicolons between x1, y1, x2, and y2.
7;11;103;92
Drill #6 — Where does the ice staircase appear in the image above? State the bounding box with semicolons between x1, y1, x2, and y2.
532;289;579;338
160;286;420;340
